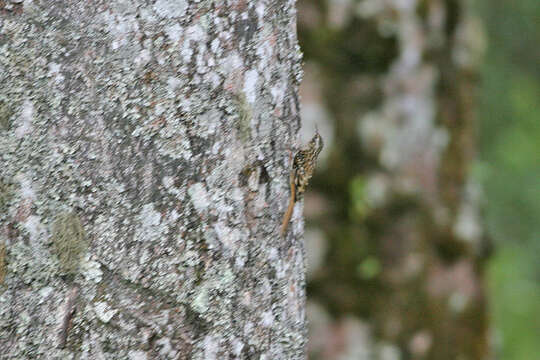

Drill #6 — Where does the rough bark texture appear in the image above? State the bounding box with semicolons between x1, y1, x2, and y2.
0;1;307;358
298;0;490;359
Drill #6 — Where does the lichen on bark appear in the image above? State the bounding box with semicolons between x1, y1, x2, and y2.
0;0;306;358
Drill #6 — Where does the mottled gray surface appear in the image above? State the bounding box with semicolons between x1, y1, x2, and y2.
0;1;306;358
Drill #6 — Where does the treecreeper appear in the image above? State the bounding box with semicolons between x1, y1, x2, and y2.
280;130;324;236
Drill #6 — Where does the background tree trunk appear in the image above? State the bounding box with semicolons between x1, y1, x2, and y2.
298;1;490;359
0;1;306;358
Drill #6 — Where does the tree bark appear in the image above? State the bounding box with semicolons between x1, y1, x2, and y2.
298;0;490;359
0;1;306;358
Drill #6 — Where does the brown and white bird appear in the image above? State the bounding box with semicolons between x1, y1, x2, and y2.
280;130;324;236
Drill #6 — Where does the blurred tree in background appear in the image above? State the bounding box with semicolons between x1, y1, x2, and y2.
298;0;490;359
296;0;540;359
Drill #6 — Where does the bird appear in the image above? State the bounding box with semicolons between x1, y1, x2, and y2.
280;129;323;236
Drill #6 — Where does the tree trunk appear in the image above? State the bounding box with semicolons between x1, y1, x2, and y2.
0;1;306;358
298;1;490;359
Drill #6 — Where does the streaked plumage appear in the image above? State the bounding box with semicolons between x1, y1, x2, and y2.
280;131;323;236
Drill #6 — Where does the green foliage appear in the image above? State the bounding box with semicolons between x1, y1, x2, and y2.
488;245;540;360
477;0;540;358
50;212;87;275
357;256;380;280
349;176;368;220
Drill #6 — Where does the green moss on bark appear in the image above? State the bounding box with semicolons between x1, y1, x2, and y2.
50;212;87;275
